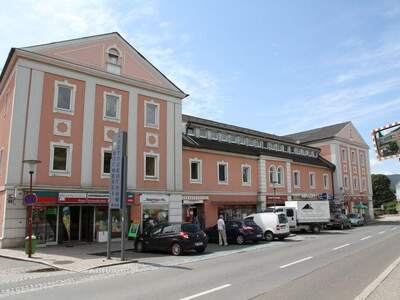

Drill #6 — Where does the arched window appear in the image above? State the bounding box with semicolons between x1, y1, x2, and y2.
269;165;276;183
108;48;120;65
277;166;284;185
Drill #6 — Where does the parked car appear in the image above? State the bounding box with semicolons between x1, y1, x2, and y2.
326;214;352;230
347;213;365;226
244;212;290;241
205;219;263;244
135;223;207;256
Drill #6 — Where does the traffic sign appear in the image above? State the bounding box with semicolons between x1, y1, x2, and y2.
24;193;37;206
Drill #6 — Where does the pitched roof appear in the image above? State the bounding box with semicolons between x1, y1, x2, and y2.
284;121;351;144
183;135;336;169
182;114;317;148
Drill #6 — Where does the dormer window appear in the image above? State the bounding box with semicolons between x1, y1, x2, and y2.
106;47;121;75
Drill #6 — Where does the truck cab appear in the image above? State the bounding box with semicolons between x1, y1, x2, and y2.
272;207;297;230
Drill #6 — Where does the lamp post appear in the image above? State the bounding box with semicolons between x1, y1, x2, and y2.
272;180;278;208
22;160;41;258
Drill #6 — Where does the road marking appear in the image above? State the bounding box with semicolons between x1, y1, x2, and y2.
332;243;351;251
279;256;313;269
378;231;385;234
390;227;397;231
180;284;232;300
360;236;371;241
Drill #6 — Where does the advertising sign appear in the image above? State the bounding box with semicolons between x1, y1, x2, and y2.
372;121;400;160
109;132;126;209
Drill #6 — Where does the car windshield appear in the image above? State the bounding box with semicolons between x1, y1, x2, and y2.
348;214;358;218
181;224;200;233
244;220;257;227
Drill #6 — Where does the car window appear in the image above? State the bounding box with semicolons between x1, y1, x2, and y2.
150;225;163;235
244;219;257;227
278;213;288;224
244;217;254;222
162;225;176;234
181;224;200;233
286;209;294;217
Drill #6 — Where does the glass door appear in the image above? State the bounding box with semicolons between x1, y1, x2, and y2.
32;206;58;246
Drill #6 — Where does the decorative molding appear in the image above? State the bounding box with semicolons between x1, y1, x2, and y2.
104;126;119;143
53;118;72;137
145;132;159;148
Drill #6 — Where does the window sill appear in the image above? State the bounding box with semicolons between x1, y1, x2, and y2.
103;116;121;123
218;181;229;185
241;183;251;187
49;171;71;177
145;123;160;130
101;173;111;179
190;180;202;184
53;108;74;116
144;176;159;182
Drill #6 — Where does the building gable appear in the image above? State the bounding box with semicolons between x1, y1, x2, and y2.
22;32;183;95
336;122;368;147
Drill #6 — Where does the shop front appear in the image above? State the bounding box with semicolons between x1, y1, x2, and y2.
30;191;135;246
266;195;288;207
140;194;169;232
182;195;207;229
204;195;258;227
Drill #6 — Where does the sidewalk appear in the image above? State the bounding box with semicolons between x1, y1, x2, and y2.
0;239;283;272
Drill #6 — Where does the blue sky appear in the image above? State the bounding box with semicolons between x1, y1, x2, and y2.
1;0;400;174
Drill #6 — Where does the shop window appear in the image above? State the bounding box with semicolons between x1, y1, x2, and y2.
190;159;202;184
145;101;159;128
241;165;251;186
187;127;194;136
54;81;75;114
293;170;300;188
323;174;329;190
102;149;112;177
218;207;256;221
144;152;159;180
217;161;228;184
309;172;316;189
50;142;72;176
103;93;121;121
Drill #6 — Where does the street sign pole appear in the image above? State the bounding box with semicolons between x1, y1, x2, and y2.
107;131;128;261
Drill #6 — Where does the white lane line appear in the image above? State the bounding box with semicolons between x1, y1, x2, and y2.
391;227;397;231
279;256;313;269
360;236;372;241
378;231;386;234
180;284;232;300
332;243;351;251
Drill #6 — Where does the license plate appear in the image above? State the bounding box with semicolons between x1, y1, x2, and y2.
195;242;203;246
257;234;262;237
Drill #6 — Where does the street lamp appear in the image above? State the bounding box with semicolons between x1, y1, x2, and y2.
22;159;41;258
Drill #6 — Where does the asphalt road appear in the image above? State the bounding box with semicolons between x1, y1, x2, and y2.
1;221;400;300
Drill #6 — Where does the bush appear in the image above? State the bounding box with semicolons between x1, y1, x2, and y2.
383;201;398;214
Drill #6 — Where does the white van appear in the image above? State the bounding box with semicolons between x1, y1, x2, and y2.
244;212;290;241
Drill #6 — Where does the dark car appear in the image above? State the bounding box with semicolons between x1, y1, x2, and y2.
327;214;352;230
205;219;263;245
135;223;207;256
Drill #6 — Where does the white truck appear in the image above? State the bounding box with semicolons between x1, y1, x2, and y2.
271;200;330;233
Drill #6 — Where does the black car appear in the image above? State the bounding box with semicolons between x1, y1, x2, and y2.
135;223;207;256
327;214;352;230
205;219;263;245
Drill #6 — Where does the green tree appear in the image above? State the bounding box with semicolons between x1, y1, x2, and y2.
371;174;396;208
388;141;399;154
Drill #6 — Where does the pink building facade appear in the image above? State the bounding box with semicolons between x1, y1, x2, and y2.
0;33;186;248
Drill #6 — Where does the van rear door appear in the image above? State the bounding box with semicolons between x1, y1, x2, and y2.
286;208;296;229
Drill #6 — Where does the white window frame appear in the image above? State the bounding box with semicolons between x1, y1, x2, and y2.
101;147;112;179
144;100;160;129
210;131;219;140
276;166;284;186
269;165;277;184
220;133;228;142
199;128;207;138
293;170;301;188
49;141;73;177
309;172;316;189
189;158;202;184
351;150;356;164
144;152;160;181
323;173;329;190
53;80;76;115
53;119;72;137
103;92;121;122
217;161;229;185
241;164;251;186
341;148;347;161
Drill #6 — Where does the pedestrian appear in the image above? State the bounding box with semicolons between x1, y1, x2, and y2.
217;215;228;246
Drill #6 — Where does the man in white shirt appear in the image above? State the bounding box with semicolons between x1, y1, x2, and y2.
217;215;228;246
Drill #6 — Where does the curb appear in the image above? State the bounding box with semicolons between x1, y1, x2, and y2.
354;255;400;300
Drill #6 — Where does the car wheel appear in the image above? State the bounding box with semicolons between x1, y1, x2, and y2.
340;224;344;230
312;225;321;234
195;247;205;253
236;235;245;245
264;231;274;242
136;241;145;252
171;243;182;256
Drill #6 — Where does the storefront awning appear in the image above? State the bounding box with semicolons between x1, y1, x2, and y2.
210;199;257;206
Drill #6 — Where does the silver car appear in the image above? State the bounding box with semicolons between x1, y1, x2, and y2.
347;213;365;226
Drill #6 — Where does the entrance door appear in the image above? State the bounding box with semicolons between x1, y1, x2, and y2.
81;207;94;242
59;206;80;242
